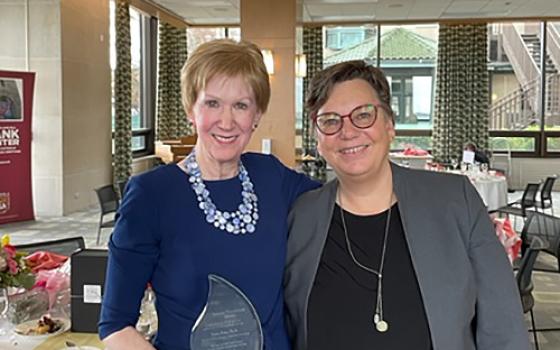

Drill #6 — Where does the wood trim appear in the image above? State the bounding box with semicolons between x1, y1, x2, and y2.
395;129;432;137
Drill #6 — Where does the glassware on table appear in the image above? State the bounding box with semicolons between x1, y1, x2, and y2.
460;162;468;173
480;163;489;173
136;286;158;340
450;158;458;170
0;288;10;335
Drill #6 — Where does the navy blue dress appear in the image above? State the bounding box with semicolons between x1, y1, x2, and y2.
99;153;319;350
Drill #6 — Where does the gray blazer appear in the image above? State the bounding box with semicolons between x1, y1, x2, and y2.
285;164;530;350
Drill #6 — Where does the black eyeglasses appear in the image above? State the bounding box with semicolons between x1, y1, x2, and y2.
314;103;385;135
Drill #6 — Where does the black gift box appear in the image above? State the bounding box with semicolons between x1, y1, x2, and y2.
70;249;108;333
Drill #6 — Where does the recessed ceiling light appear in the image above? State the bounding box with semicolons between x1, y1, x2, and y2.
388;4;403;8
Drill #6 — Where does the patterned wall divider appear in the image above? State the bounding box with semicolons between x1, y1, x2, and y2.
302;26;327;182
432;23;490;163
113;0;132;183
157;23;192;141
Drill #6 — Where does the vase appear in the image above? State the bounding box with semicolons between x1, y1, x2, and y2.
0;287;10;335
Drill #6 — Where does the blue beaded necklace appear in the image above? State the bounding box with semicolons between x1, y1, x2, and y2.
183;151;259;234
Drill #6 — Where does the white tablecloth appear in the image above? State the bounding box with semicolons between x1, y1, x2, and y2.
389;153;433;169
442;170;508;211
470;175;508;211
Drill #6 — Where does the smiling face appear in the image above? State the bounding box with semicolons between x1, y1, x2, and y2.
189;74;262;176
316;78;395;181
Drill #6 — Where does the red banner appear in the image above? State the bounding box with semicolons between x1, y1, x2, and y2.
0;71;35;224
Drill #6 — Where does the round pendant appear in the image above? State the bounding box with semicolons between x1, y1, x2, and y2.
375;320;389;332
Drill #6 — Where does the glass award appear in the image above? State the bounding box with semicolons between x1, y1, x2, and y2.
190;274;263;350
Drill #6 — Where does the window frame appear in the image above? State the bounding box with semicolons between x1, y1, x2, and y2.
389;21;560;158
132;14;157;158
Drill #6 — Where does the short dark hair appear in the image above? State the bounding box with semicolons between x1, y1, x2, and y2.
464;142;477;151
306;60;394;121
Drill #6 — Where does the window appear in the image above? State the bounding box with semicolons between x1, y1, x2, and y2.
323;25;377;57
312;21;560;157
130;9;142;151
380;24;438;151
324;27;374;51
544;21;560;155
110;2;156;157
488;21;560;157
186;27;240;55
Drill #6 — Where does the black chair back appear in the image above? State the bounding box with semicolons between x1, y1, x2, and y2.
540;175;557;202
516;236;546;350
15;236;85;256
521;211;560;271
521;183;540;215
95;184;119;214
517;237;543;299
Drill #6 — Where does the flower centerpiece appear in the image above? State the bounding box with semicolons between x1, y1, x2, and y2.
0;235;35;290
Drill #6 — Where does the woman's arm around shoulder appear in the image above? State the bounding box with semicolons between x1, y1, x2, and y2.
461;177;531;349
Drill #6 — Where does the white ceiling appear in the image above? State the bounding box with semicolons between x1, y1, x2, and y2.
151;0;560;25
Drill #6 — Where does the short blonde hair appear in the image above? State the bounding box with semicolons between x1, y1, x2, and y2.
181;39;270;114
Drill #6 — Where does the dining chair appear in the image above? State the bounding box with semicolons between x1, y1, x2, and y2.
495;182;540;228
15;236;85;256
520;211;560;273
516;236;544;350
117;179;128;200
534;175;557;215
94;184;120;245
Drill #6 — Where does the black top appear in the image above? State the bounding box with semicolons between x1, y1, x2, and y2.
307;203;432;350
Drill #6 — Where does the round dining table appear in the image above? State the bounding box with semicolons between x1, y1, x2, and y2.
444;171;508;212
470;174;508;212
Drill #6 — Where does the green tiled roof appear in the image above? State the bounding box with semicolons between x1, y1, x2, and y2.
325;28;437;65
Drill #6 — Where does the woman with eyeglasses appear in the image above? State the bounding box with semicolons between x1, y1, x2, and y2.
284;60;530;350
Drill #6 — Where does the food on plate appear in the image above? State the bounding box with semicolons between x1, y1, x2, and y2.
15;315;64;336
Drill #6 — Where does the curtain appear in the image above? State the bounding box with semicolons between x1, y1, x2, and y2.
113;0;132;183
302;26;327;182
432;23;490;163
157;23;191;140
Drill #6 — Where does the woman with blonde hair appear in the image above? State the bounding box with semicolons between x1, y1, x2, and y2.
100;39;318;350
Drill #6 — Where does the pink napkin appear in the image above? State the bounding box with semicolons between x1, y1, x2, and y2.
402;147;428;156
25;251;69;273
493;217;521;264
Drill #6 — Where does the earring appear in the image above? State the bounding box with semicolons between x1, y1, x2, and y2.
252;123;258;130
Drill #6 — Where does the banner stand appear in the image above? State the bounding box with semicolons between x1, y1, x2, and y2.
0;70;36;224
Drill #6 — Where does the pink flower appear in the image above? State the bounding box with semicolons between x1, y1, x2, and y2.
3;245;16;258
7;257;18;275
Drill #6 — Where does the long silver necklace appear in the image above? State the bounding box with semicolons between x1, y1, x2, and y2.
338;190;392;333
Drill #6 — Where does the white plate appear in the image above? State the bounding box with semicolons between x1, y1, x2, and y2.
13;317;70;338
